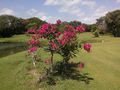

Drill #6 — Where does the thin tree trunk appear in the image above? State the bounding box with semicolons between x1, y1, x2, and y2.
32;52;36;68
51;51;54;72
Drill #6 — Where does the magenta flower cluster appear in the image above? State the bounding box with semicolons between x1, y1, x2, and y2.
27;19;92;65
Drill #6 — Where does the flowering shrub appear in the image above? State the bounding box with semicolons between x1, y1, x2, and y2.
78;62;84;69
28;46;37;53
83;43;92;52
76;24;86;32
56;19;62;25
27;19;92;83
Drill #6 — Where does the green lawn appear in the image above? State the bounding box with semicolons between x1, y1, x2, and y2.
0;34;48;46
0;33;120;90
0;34;30;42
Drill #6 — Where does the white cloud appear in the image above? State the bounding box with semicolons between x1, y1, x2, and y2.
44;0;81;6
76;6;108;24
44;0;98;24
27;8;45;17
81;0;96;9
44;0;57;5
59;6;83;15
44;0;82;17
44;0;112;24
94;6;108;17
27;9;38;16
27;8;59;23
46;16;61;23
45;0;87;19
38;15;60;23
82;16;95;24
116;0;120;3
44;0;97;14
0;8;14;15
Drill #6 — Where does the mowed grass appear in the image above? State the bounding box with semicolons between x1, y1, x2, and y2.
0;34;48;46
0;34;30;42
0;32;120;90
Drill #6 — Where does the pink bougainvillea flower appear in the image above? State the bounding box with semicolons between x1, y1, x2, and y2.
49;24;56;33
61;40;66;46
38;23;50;36
32;34;40;39
55;32;61;38
58;39;65;46
56;19;62;25
41;23;50;30
83;43;92;52
62;31;76;42
57;30;76;47
76;25;85;33
78;63;84;69
28;39;40;45
28;46;37;53
38;23;57;39
65;24;75;32
50;41;58;50
39;28;46;35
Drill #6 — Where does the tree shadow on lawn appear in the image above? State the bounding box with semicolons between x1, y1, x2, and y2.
39;61;94;85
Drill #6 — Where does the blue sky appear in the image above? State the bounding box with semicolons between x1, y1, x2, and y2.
0;0;120;24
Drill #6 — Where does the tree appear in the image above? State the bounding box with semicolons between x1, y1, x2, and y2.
105;10;120;37
27;20;92;84
69;20;81;28
87;24;97;32
0;15;26;37
96;17;107;34
25;17;46;30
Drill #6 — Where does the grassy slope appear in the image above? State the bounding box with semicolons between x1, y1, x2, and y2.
0;33;120;90
0;35;30;42
0;34;48;46
0;52;34;90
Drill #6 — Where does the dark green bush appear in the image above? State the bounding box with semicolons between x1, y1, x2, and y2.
93;30;99;37
0;15;26;37
25;17;46;30
105;10;120;37
69;21;81;27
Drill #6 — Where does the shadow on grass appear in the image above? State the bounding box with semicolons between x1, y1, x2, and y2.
39;61;94;85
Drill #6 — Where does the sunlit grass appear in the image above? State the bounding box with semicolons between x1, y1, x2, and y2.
0;34;30;42
0;32;120;90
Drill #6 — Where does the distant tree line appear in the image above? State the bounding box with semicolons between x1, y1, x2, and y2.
1;10;120;37
0;15;46;37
